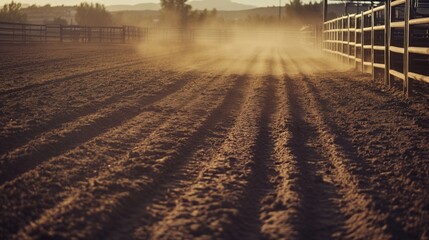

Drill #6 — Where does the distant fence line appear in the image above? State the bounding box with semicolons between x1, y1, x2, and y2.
0;21;144;43
323;0;429;97
0;21;319;47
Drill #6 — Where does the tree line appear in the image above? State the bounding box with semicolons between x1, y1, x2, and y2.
0;0;218;26
1;0;323;27
160;0;323;27
159;0;218;27
0;1;26;23
0;1;113;26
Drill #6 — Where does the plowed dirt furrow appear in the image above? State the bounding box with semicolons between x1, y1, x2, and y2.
0;51;126;77
258;67;300;239
224;57;279;239
14;72;245;240
0;72;194;184
0;54;225;155
0;59;146;95
0;66;171;152
2;44;428;240
0;52;231;184
0;111;168;236
0;67;174;136
149;75;271;239
0;47;202;91
286;72;394;239
228;75;277;240
304;74;429;238
0;45;139;67
0;57;68;71
0;67;235;237
0;48;87;69
101;54;260;240
321;72;429;127
105;76;249;240
0;87;138;155
0;48;203;96
0;45;133;70
283;75;348;239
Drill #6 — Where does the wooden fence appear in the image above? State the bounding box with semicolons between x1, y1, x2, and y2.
0;22;319;47
0;22;144;43
323;0;429;97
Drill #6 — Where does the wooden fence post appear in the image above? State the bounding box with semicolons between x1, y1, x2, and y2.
361;12;364;72
21;24;25;43
100;28;102;43
321;25;324;52
338;20;341;61
404;0;411;97
355;15;358;69
347;16;351;65
385;0;391;87
44;25;47;43
59;25;63;43
123;26;126;43
371;7;375;80
340;18;344;63
111;28;113;43
336;20;338;60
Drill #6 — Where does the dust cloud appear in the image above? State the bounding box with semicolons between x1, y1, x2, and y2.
135;25;343;76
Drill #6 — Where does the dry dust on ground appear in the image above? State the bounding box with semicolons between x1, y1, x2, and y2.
0;43;428;239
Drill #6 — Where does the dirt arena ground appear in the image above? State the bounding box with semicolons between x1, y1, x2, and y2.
0;43;428;239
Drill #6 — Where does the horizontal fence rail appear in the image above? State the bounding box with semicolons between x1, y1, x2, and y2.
323;0;429;97
0;22;144;43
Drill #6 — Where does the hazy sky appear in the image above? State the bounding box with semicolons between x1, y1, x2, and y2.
0;0;314;7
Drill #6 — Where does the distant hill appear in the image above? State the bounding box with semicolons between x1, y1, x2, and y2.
216;7;283;20
112;7;283;23
107;3;160;12
111;3;364;26
106;0;256;12
189;0;255;11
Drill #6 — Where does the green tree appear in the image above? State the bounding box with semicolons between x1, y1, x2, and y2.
285;0;322;26
285;0;303;18
75;2;112;26
210;8;217;18
191;8;218;24
160;0;192;27
0;1;27;23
